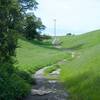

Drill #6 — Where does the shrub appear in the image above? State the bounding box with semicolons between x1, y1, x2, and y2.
0;67;31;100
16;70;36;84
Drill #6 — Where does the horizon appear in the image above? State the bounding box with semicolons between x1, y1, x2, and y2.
40;28;100;36
35;0;100;36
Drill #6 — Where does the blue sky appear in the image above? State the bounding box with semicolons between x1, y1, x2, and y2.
35;0;100;36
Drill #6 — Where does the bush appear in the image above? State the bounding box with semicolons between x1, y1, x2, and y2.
0;68;31;100
0;74;31;100
16;70;36;84
41;35;52;40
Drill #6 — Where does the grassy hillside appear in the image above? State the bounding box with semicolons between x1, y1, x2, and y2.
16;30;100;100
16;38;70;73
60;30;100;50
60;30;100;100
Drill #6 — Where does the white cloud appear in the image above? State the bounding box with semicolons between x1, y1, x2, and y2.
35;0;100;35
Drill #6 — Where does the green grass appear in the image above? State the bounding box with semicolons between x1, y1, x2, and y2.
16;38;70;73
60;30;100;50
60;30;100;100
16;30;100;100
44;64;60;75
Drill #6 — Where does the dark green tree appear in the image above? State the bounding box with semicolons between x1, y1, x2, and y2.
0;0;21;64
0;0;39;63
24;14;45;40
19;0;38;11
0;0;39;99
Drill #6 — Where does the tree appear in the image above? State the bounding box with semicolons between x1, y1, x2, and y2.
0;0;21;64
0;0;39;63
19;0;38;11
24;13;45;40
0;0;39;99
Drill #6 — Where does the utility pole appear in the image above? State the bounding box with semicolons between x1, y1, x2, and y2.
52;19;57;45
54;19;56;37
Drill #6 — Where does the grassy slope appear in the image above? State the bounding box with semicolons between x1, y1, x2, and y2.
60;30;100;100
16;39;69;73
16;30;100;100
60;30;100;50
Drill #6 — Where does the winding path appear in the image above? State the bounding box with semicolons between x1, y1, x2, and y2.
24;66;68;100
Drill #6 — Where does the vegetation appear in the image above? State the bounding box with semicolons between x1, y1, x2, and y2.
16;30;100;100
0;0;44;99
16;38;69;73
44;64;60;76
0;0;99;99
23;14;45;40
60;30;100;100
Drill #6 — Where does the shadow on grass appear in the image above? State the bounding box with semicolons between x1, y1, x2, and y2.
60;42;85;52
19;37;85;52
21;38;61;51
63;71;100;100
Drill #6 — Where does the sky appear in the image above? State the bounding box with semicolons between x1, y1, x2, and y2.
35;0;100;36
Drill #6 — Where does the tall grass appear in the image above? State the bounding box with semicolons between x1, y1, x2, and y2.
60;30;100;100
